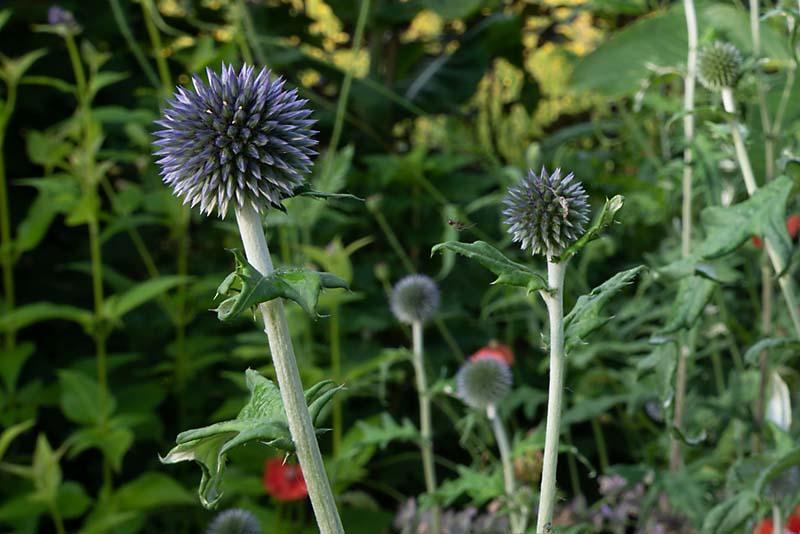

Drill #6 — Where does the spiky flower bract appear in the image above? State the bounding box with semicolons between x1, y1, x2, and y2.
698;41;743;91
206;509;261;534
503;167;590;257
154;63;317;218
456;358;512;410
390;274;440;325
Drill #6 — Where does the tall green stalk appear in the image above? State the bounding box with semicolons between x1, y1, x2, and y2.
671;0;698;471
488;403;523;532
411;320;439;533
330;303;342;455
235;204;343;534
0;81;17;352
536;259;567;533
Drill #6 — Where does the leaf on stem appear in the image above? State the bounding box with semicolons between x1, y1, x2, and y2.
431;240;547;293
160;369;341;508
215;249;348;320
659;276;717;334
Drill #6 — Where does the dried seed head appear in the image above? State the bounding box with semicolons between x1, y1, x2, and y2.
456;357;512;410
206;509;260;534
698;41;743;91
503;167;590;257
390;274;440;325
154;63;317;217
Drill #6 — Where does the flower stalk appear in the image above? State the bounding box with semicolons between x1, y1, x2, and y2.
411;320;440;533
488;403;523;532
536;258;567;533
235;203;343;534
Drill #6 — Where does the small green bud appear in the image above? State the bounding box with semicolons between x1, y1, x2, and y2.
698;41;743;91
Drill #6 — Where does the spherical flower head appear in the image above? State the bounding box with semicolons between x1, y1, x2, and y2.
456;357;512;410
206;509;260;534
698;41;743;91
390;274;440;325
503;167;590;257
263;458;307;502
154;63;317;218
470;341;514;366
47;6;81;34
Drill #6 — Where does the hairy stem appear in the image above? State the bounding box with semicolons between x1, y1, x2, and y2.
721;87;800;338
536;259;567;533
411;320;439;533
488;403;523;532
672;0;698;471
234;204;343;534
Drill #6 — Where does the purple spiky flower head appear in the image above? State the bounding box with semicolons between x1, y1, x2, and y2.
153;64;317;218
503;167;590;257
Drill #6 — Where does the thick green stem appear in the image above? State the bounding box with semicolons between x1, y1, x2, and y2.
234;204;343;534
721;88;800;339
411;320;439;533
536;259;567;533
0;83;17;352
488;403;523;532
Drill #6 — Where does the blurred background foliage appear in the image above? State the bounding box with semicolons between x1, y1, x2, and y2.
0;0;799;532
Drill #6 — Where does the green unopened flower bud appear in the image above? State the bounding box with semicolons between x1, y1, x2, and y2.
503;167;590;257
456;358;512;410
698;41;743;91
390;274;440;325
206;509;260;534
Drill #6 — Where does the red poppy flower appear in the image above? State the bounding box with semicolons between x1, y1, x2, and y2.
470;341;514;366
754;506;800;534
263;458;307;501
752;214;800;249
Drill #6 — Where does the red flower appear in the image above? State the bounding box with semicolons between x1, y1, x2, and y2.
470;341;514;366
263;458;307;501
755;518;773;534
752;214;800;249
754;506;800;534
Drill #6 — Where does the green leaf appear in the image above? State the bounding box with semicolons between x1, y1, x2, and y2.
564;266;646;350
104;275;187;322
701;491;757;534
0;10;11;32
356;413;420;449
1;49;46;85
0;302;92;332
214;249;348;320
67;420;133;472
431;240;547;293
15;177;80;255
662;176;795;278
112;472;193;510
0;419;34;462
160;369;340;508
660;276;717;334
31;434;62;503
89;71;128;96
744;337;800;365
755;446;800;495
56;481;92;519
0;341;35;393
557;195;624;263
432;465;504;507
58;370;115;426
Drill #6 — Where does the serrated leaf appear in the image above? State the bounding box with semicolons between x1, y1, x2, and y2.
557;195;624;263
564;266;645;350
0;302;92;332
662;176;795;278
104;275;187;322
701;491;757;534
356;413;420;449
58;370;115;426
215;249;347;320
744;337;800;365
660;276;717;334
432;240;547;293
432;465;504;507
160;369;340;508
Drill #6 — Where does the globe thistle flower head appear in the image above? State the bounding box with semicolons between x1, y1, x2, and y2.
503;167;590;257
206;508;260;534
390;274;440;325
698;41;743;91
154;63;317;218
456;357;512;410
